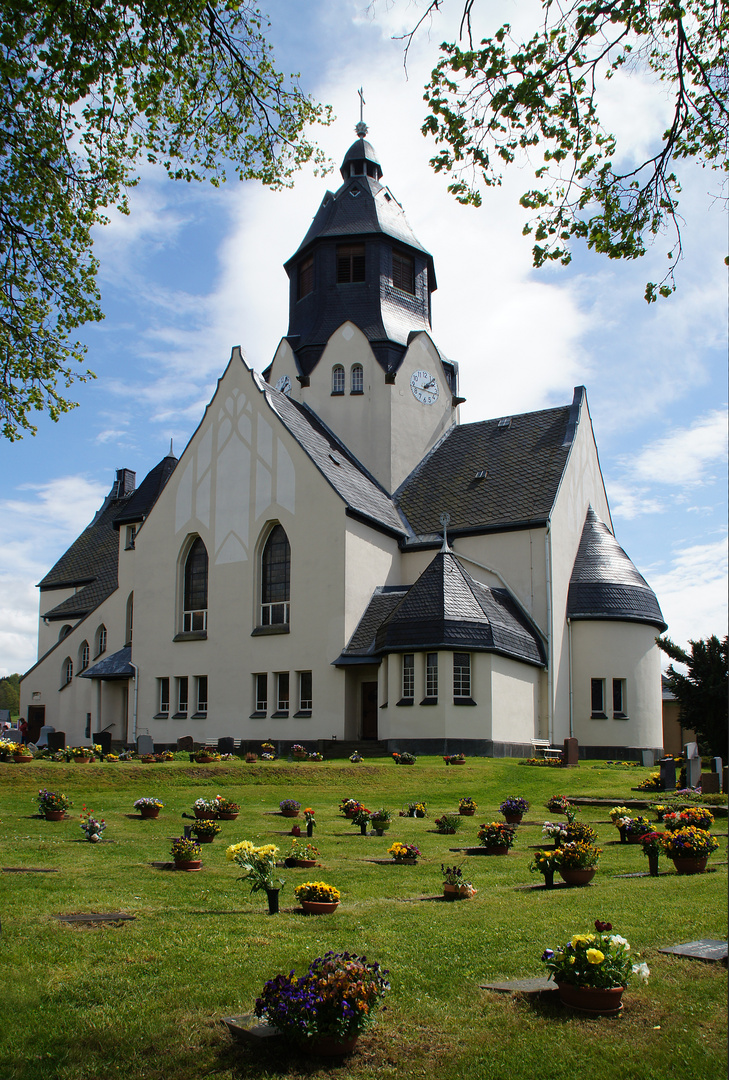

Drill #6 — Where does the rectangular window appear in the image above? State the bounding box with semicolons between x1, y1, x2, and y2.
196;675;208;713
298;255;314;299
336;243;365;283
591;678;606;717
453;653;471;698
183;608;208;633
402;654;414;700
125;525;136;550
158;678;170;714
255;673;268;713
276;672;290;714
612;678;627;718
299;671;312;711
177;676;188;714
426;653;438;699
392;250;415;294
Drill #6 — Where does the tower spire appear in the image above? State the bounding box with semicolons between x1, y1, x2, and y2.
355;87;367;138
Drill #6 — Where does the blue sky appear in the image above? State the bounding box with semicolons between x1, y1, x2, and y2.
1;0;726;676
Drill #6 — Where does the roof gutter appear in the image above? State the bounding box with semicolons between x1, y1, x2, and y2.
545;523;554;745
130;662;139;745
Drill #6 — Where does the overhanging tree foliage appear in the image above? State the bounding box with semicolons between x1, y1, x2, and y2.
0;1;331;440
657;634;728;758
412;0;728;301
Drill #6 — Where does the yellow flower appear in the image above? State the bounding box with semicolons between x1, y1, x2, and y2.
571;934;595;948
586;949;605;964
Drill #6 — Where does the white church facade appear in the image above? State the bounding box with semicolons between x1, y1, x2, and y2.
20;130;667;758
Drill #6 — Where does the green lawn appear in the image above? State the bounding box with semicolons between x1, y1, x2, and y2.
1;756;726;1080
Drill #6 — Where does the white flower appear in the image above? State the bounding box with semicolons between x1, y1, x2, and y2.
609;934;630;949
632;962;650;983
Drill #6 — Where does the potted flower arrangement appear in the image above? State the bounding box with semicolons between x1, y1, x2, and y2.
245;751;258;763
294;880;340;914
339;798;365;819
404;801;427;818
105;752;120;763
192;797;219;820
309;751;324;761
637;772;663;791
664;806;715;831
37;789;72;820
435;813;463;835
280;798;301;818
554;841;602;885
542;821;567;848
71;746;92;763
546;795;575;815
10;742;33;763
562;821;599;845
291;743;309;760
459;796;478;816
443;753;466;765
261;741;276;755
287;839;320;868
477;822;515;854
391;751;416;765
195;746;221;763
171;836;202;871
499;796;530;824
619;815;653;843
216;797;240;820
660;826;719;873
388;841;420;864
227;840;284;912
254;951;389;1055
349;751;363;763
351;806;371;834
541;919;650;1013
529;849;560;888
370;808;392;835
441;863;477;899
134;797;164;819
79;806;106;842
609;805;630;824
640;831;666;876
191;818;222;843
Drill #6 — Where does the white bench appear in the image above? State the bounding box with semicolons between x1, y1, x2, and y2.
531;739;563;761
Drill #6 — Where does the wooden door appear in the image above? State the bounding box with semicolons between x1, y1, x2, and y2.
361;682;378;740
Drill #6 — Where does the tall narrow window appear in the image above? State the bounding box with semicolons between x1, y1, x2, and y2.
158;678;170;715
125;525;137;550
125;592;134;646
79;640;89;672
453;653;471;699
298;671;313;712
591;678;606;717
350;364;363;394
183;537;208;632
63;657;73;685
275;672;289;715
425;653;438;700
402;654;414;701
298;255;314;299
254;673;268;713
176;676;189;715
612;678;627;718
261;525;290;626
331;364;345;395
96;625;107;656
336;243;365;283
392;250;415;294
195;676;208;714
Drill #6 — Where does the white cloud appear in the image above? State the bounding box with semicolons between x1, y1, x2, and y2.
631;410;728;486
649;537;728;651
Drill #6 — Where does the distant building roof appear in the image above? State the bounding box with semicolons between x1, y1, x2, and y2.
567;507;667;630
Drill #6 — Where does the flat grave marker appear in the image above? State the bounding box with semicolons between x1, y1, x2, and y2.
658;940;727;963
479;977;558;998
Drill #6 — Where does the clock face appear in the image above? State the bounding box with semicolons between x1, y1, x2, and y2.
275;374;292;396
410;369;439;405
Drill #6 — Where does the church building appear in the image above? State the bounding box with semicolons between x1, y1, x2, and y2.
20;126;667;758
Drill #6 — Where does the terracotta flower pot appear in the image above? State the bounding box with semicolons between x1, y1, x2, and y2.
44;810;66;821
557;983;624;1015
502;813;523;825
194;833;215;843
300;900;339;914
482;845;509;856
194;809;217;820
293;858;317;868
393;857;417;865
13;754;33;763
459;808;476;816
281;809;300;818
306;1034;358;1056
626;833;646;844
217;812;239;820
558;867;597;886
195;755;216;763
671;855;709;874
139;807;160;819
443;883;476;899
450;759;466;765
73;756;90;764
174;859;202;872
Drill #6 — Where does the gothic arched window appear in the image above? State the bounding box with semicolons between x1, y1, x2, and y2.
332;365;345;395
183;537;208;633
78;640;89;671
62;657;73;685
261;525;290;626
351;364;363;394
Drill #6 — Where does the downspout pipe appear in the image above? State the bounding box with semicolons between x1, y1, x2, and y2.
567;617;574;739
545;523;553;746
130;662;139;747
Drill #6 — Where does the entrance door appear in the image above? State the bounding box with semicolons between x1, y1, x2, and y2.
361;682;378;740
27;705;45;742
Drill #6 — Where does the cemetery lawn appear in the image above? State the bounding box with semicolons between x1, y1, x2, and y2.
0;756;726;1080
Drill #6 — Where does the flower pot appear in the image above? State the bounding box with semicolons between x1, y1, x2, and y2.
195;755;216;763
44;810;66;821
306;1034;358;1056
217;812;239;821
671;855;709;875
300;900;339;914
246;755;258;763
459;808;476;816
647;853;660;877
293;858;317;868
265;887;280;915
396;760;414;765
372;821;390;832
359;822;368;835
558;867;597;886
139;807;160;819
449;759;466;765
542;869;555;889
626;833;646;844
438;828;457;835
502;813;523;825
557;983;625;1015
194;810;217;820
291;825;301;836
409;810;425;818
482;845;509;856
443;884;476;900
306;822;314;837
281;809;300;818
293;752;308;760
194;834;215;843
393;857;417;865
174;859;202;872
73;756;90;764
13;753;33;763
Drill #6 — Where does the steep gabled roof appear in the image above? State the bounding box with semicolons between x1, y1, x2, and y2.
567;507;667;630
114;455;177;527
395;394;580;540
334;587;409;663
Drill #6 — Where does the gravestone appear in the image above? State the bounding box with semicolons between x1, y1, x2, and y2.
658;940;728;964
177;736;194;752
562;738;579;766
711;757;722;774
685;756;702;789
0;709;10;724
136;734;154;756
218;737;235;755
47;731;66;751
659;757;676;791
684;741;699;759
700;772;720;794
93;730;112;755
35;725;55;747
4;729;20;742
641;749;654;768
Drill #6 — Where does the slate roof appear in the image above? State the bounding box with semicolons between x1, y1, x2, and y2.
340;552;544;666
567;507;667;630
80;646;134;680
114;455;177;527
264;385;409;537
395;393;581;539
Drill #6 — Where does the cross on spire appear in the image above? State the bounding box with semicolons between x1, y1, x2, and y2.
355;87;368;137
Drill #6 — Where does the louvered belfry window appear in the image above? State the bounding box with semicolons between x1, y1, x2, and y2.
392;250;415;294
298;255;314;298
336;243;365;283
